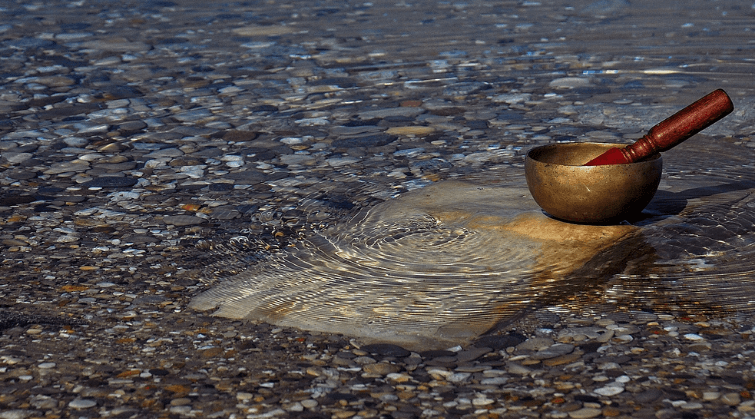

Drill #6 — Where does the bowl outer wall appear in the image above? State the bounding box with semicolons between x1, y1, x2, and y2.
524;143;663;223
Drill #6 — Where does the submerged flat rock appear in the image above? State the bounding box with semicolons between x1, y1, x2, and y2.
190;180;637;349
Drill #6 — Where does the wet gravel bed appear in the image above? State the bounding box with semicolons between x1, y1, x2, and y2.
1;308;755;419
2;0;755;417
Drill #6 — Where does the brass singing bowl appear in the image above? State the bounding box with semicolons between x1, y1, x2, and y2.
525;142;663;223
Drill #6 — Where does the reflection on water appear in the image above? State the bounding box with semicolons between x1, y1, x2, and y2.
191;137;755;349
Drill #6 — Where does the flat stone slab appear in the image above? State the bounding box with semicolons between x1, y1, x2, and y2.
190;180;637;349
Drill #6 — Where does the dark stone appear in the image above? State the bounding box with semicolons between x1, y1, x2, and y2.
0;310;84;331
116;120;147;132
33;204;57;213
635;388;663;403
322;392;358;404
343;118;380;127
429;107;465;116
209;183;234;191
496;111;525;121
37;186;65;194
475;332;527;350
6;37;56;50
35;103;103;121
381;115;414;123
222;130;258;142
663;388;687;400
149;368;170;376
236;204;259;214
122;235;158;244
332;133;397;149
465;120;489;130
190;147;224;158
410;158;452;171
82;176;138;189
99;86;144;100
311;78;358;88
0;195;36;206
225;170;266;183
419;350;456;359
5;170;37;180
360;343;411;358
336;351;356;359
251;104;278;112
574;394;600;403
319;196;355;210
132;295;167;305
578;341;603;353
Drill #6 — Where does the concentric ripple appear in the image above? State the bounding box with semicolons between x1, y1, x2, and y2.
191;137;755;349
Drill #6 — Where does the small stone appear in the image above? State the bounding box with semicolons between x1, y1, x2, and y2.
43;161;90;175
82;176;138;189
702;391;720;401
684;333;705;341
385;373;412;383
2;152;33;164
475;334;527;350
602;406;622;417
516;337;554;351
300;399;318;408
543;352;582;366
532;343;574;360
362;363;400;375
568;407;602;418
506;362;532;375
236;392;254;401
360;343;411;358
594;384;624;396
69;399;97;409
283;402;304;412
722;392;741;406
385;126;435;136
549;77;592;89
0;410;33;419
200;347;223;358
480;376;508;385
472;394;495;406
162;215;205;226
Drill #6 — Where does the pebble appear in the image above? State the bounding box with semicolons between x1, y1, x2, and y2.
68;399;97;409
568;407;603;418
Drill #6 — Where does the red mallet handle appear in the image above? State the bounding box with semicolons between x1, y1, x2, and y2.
584;89;734;166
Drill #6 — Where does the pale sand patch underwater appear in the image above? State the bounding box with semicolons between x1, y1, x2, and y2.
190;180;638;350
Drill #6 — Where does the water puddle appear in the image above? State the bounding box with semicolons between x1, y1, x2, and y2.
191;136;755;349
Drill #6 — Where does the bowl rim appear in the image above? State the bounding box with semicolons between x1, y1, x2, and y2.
525;142;662;167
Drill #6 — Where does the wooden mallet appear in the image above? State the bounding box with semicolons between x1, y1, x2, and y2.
584;89;734;166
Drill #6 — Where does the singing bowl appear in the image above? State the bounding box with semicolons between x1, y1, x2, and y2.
525;142;663;223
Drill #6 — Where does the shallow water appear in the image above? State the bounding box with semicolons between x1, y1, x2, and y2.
182;0;755;348
2;0;753;349
193;137;755;349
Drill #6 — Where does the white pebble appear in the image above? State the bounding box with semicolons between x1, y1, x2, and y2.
594;384;624;396
69;399;97;409
684;333;705;341
300;399;318;408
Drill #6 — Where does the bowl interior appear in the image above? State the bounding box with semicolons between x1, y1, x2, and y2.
527;142;661;166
